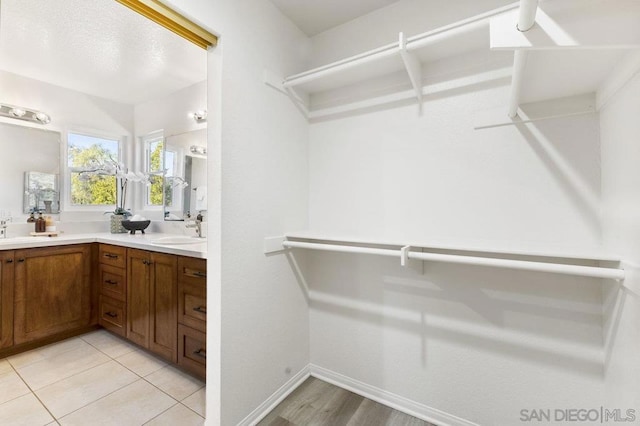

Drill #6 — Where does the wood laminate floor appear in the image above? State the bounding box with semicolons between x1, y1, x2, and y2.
258;377;434;426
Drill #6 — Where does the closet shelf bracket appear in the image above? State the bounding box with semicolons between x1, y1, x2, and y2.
263;69;309;118
398;32;423;111
400;245;411;266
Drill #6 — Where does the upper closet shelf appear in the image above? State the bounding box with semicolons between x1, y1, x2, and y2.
265;3;519;119
267;0;640;121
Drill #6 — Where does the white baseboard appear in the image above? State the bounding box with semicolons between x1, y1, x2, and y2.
309;364;479;426
238;365;311;426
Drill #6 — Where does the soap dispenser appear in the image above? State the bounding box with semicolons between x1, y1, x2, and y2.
35;212;46;233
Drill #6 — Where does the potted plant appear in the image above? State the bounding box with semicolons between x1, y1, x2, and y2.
80;159;150;233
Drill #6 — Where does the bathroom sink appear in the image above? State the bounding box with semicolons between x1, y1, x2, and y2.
151;236;206;245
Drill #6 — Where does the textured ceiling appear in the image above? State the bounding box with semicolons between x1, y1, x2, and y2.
270;0;399;36
0;0;206;105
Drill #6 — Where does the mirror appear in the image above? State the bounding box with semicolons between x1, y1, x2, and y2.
0;121;60;217
24;171;60;214
163;128;207;220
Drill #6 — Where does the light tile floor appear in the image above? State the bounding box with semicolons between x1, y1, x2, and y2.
0;330;205;426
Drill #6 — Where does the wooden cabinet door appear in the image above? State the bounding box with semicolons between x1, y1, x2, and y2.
14;245;91;345
0;251;14;349
149;252;177;362
126;249;150;348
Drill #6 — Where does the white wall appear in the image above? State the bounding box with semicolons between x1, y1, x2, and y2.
599;57;640;414
0;70;133;137
309;89;601;249
163;1;311;424
310;0;513;66
134;80;207;138
306;86;605;426
303;4;608;425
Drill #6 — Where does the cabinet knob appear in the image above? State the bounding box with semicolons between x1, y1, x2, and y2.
105;311;118;318
192;306;207;314
6;259;13;264
17;258;25;263
105;280;118;285
104;253;118;259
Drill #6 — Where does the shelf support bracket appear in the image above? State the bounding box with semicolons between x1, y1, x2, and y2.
285;86;310;118
400;245;411;267
263;69;309;119
398;32;423;111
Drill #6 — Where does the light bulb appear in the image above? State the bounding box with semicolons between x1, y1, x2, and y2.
192;110;207;122
9;108;26;117
34;112;50;124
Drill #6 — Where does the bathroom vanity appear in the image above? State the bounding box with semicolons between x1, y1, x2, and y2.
0;234;207;379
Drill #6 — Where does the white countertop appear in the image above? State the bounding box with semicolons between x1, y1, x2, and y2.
0;232;207;259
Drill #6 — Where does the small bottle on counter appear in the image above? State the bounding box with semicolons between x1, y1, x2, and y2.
27;212;36;223
45;216;56;232
35;212;46;233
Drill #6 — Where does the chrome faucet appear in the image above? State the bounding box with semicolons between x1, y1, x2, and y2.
185;215;203;238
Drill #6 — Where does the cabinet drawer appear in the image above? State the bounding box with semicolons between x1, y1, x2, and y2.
99;244;127;269
99;264;126;301
178;257;206;286
99;295;126;337
178;281;206;332
178;324;206;378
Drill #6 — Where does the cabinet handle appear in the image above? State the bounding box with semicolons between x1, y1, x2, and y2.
192;348;206;359
105;311;118;318
193;306;207;314
6;259;13;264
142;259;153;265
17;258;25;263
105;280;118;285
104;253;118;259
184;268;206;278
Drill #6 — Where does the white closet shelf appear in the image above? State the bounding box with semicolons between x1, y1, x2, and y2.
269;3;520;117
268;0;640;121
264;232;623;281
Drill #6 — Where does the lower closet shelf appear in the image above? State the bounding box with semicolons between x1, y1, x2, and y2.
264;233;624;281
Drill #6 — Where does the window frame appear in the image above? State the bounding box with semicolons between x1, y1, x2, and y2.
63;128;124;212
142;131;165;209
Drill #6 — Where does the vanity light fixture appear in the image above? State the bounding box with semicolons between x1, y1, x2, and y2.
192;110;207;123
0;104;51;125
190;145;207;155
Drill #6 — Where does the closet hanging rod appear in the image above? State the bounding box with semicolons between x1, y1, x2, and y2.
281;240;624;281
282;2;519;89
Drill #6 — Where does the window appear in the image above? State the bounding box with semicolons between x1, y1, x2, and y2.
67;132;120;206
145;134;165;206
